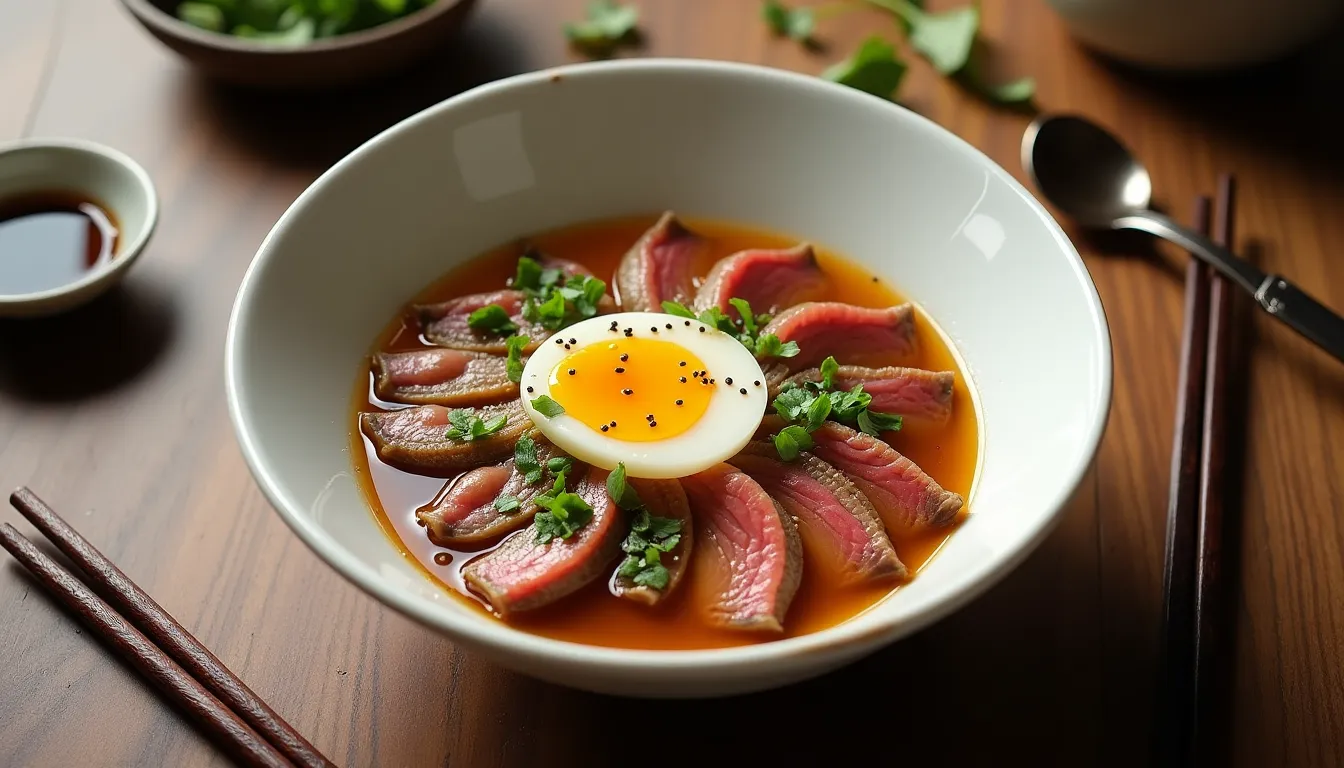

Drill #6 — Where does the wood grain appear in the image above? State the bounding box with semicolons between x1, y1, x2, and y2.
0;0;1341;765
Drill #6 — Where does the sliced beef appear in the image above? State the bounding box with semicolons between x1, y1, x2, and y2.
536;254;593;278
681;464;802;632
759;362;793;393
415;290;545;354
372;348;518;407
418;443;577;545
694;244;827;317
610;478;694;606
761;302;916;370
728;442;905;584
463;465;623;615
614;211;705;312
777;365;955;424
359;400;532;477
761;416;962;531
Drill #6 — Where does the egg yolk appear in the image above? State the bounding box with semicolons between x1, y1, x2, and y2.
548;337;713;442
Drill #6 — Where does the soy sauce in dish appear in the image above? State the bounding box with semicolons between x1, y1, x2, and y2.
0;191;119;294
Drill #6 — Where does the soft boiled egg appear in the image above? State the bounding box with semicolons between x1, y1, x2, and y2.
519;312;769;479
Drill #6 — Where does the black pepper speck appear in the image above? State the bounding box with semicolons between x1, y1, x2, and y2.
739;388;748;395
679;361;686;367
679;377;687;383
699;327;706;333
620;353;629;362
526;386;534;393
649;421;657;427
601;425;609;432
675;399;683;406
665;323;673;329
725;377;733;385
650;326;658;333
684;320;691;326
568;369;576;375
622;389;633;395
754;380;761;387
615;367;625;373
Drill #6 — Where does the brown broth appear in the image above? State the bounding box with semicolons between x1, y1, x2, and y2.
0;191;119;295
351;215;980;650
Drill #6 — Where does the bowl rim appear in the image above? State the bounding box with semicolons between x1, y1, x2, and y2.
225;58;1113;674
0;137;159;307
118;0;471;55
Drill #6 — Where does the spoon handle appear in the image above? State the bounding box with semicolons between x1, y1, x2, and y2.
1254;276;1344;363
1118;211;1344;363
1116;211;1265;294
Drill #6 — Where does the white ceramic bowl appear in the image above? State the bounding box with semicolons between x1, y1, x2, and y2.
226;60;1112;697
0;138;158;317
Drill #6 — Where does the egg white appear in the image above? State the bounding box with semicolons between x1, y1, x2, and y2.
519;312;769;479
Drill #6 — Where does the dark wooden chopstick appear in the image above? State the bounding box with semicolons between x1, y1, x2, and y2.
1193;174;1236;762
1154;177;1240;767
1154;197;1213;767
0;522;293;768
8;488;334;768
4;488;336;768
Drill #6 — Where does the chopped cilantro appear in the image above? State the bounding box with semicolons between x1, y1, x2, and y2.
513;255;544;292
773;424;814;461
494;495;521;513
605;462;644;511
805;391;833;431
660;301;698;319
445;408;509;442
547;456;573;475
729;298;759;336
505;333;528;384
754;333;800;359
857;408;904;435
772;386;812;422
531;395;565;418
819;355;839;390
466;304;518;335
533;469;595;544
514;435;544;485
513;256;607;332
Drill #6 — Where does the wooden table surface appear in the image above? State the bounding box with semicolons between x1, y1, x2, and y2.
2;1;1342;765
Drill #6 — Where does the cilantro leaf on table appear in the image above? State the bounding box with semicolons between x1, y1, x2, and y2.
762;0;814;42
565;0;640;55
864;0;977;75
821;36;907;100
467;304;518;335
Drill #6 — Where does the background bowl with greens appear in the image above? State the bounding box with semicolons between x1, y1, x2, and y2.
120;0;478;89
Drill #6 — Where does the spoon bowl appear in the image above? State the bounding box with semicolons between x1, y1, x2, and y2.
1022;115;1153;227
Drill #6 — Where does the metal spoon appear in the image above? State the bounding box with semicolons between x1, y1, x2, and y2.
1023;114;1344;363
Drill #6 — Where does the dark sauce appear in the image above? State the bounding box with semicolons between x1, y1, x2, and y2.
0;191;119;295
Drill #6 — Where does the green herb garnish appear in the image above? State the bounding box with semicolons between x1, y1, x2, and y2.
514;435;544;485
565;0;640;56
505;333;529;384
534;470;595;544
446;408;509;442
605;462;643;511
467;304;519;335
547;456;573;475
494;495;521;513
773;424;815;461
613;479;684;591
822;36;907;99
661;298;800;360
762;0;814;42
768;355;904;459
176;0;434;44
513;256;607;332
530;395;565;418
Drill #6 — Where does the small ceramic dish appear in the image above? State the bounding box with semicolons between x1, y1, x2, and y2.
226;59;1112;697
0;138;158;318
118;0;479;89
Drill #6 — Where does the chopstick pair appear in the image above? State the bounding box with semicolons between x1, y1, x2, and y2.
1154;176;1238;767
0;488;335;768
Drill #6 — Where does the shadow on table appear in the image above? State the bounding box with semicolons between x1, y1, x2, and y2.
0;275;177;403
1086;26;1344;183
191;10;532;173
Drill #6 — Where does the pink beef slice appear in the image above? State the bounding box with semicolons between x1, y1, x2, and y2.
761;416;963;531
728;442;905;584
614;211;706;311
372;348;518;407
414;290;547;354
761;302;917;370
609;478;695;606
779;365;955;424
681;463;803;632
463;465;623;615
359;400;532;477
693;244;828;317
418;442;579;545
